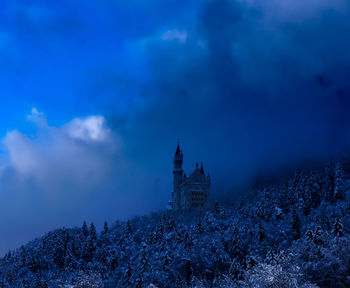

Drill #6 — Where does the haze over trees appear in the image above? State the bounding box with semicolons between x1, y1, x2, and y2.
0;159;350;288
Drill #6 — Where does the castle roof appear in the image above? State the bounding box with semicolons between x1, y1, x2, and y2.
174;139;183;156
174;139;183;164
200;161;205;175
187;162;209;184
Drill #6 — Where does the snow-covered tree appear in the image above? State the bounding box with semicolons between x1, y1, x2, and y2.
334;162;346;201
82;221;89;238
257;222;265;243
324;159;336;202
332;216;344;237
125;220;132;237
291;209;301;240
102;221;109;235
123;262;133;286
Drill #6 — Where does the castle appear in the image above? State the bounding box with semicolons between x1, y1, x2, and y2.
171;141;210;212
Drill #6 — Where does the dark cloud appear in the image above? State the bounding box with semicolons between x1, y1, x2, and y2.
110;0;350;191
1;0;350;254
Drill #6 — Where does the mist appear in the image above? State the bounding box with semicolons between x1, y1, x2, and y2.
0;0;350;254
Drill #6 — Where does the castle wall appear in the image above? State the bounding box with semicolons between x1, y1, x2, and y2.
181;182;210;212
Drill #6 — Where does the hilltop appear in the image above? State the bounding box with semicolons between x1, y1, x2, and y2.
0;160;349;288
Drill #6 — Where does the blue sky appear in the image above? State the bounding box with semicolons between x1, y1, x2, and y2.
1;0;350;254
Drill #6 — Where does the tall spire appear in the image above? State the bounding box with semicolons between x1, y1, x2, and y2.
174;138;183;165
200;161;205;174
175;137;181;156
173;138;183;211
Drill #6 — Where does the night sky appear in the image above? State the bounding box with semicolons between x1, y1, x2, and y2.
1;0;350;254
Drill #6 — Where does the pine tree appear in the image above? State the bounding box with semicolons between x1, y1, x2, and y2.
325;159;336;202
332;216;344;237
246;256;257;269
90;223;97;242
53;243;65;270
229;259;243;281
238;197;249;217
258;222;265;243
139;242;149;273
64;248;73;270
309;169;322;208
214;201;221;214
195;220;204;235
123;262;133;286
184;232;193;251
184;260;192;285
175;275;187;288
302;189;312;216
19;246;26;267
155;221;165;243
165;215;175;232
109;252;118;271
102;221;109;235
279;182;290;214
149;227;156;245
34;277;44;288
286;173;299;207
255;205;264;221
305;226;313;242
205;211;215;227
82;221;88;238
174;227;183;244
227;230;244;260
125;220;132;236
26;250;39;273
161;251;171;266
259;187;274;221
96;244;108;266
262;187;276;221
135;278;143;288
313;221;323;245
83;223;97;263
265;249;280;265
335;163;346;200
292;169;303;204
296;175;307;212
291;209;301;240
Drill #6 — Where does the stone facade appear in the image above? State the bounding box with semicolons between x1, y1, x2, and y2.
171;141;210;212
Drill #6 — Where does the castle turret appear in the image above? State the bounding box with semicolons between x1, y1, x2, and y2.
200;161;205;175
172;140;183;210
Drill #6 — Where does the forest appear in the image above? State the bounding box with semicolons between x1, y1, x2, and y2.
0;159;349;288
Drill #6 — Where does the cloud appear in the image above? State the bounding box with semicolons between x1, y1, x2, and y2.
0;109;159;254
2;109;118;190
161;29;188;43
109;0;350;191
3;130;39;176
65;115;111;142
26;107;48;128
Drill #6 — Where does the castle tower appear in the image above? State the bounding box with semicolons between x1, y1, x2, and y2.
170;140;210;212
172;140;183;211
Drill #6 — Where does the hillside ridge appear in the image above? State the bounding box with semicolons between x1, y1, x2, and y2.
0;160;349;288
